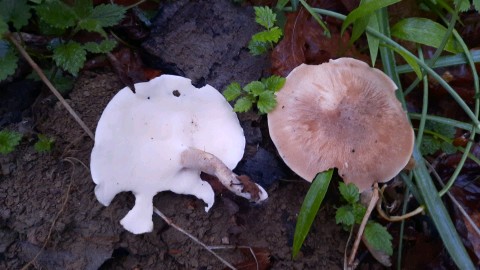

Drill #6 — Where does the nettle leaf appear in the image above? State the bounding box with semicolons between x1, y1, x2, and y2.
339;182;360;204
73;0;94;19
391;18;462;54
254;6;276;29
244;81;265;96
248;40;269;56
352;203;367;224
234;96;254;113
223;82;242;101
77;18;105;35
252;27;283;43
0;0;31;30
257;91;277;114
0;130;22;154
262;75;285;92
364;222;393;256
36;1;77;29
53;41;87;75
90;4;126;27
34;134;54;153
0;46;18;81
83;39;117;53
335;205;354;226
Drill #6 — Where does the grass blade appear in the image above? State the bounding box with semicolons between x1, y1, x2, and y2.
292;169;333;258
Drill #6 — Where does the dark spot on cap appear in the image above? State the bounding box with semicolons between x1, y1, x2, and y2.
173;90;180;97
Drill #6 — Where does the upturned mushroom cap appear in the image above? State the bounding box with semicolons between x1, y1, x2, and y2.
268;58;414;192
91;75;246;234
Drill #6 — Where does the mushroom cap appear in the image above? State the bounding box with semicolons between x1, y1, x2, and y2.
90;75;245;234
268;58;414;192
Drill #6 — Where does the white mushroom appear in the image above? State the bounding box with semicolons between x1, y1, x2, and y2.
91;75;268;234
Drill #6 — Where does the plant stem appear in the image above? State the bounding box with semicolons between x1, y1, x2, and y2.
7;32;95;140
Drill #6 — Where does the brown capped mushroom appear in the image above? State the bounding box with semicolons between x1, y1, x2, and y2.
267;58;414;192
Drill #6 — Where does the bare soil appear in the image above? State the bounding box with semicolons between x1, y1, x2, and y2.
0;0;349;269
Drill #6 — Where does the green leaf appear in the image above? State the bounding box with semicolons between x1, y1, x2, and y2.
77;18;105;35
0;130;22;154
338;182;359;204
420;135;441;155
335;205;354;226
73;0;93;18
427;120;456;138
0;45;18;81
384;44;423;79
349;16;369;45
36;1;76;29
474;0;480;11
233;96;253;113
293;169;333;258
391;18;462;54
257;91;277;114
454;0;472;11
0;0;31;30
342;0;400;34
251;27;283;43
248;40;269;56
366;12;380;67
299;0;330;37
223;82;242;101
254;6;276;29
364;222;393;256
352;203;367;224
244;81;265;96
53;41;87;75
83;39;117;53
34;134;54;153
90;4;126;27
441;141;457;155
262;75;285;92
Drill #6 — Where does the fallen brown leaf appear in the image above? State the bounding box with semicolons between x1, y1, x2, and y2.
232;247;272;270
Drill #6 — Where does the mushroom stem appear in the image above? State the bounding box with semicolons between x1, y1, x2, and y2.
348;183;380;267
180;147;268;202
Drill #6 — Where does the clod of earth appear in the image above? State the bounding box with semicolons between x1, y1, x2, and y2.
90;75;268;234
268;58;415;191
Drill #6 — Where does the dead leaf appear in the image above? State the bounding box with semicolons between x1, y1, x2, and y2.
232;247;272;270
237;175;262;201
271;2;368;77
361;235;391;267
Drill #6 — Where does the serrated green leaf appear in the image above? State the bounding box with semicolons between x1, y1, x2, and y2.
223;82;242;101
335;205;354;226
248;40;269;56
0;0;31;30
83;39;117;53
454;0;472;11
90;4;126;27
244;81;264;96
352;203;367;224
474;0;480;11
233;96;253;113
293;170;333;258
34;134;54;153
38;19;66;36
426;120;456;138
53;41;86;75
262;75;285;92
77;18;105;35
257;91;277;114
420;135;441;155
254;6;276;29
252;27;283;43
339;182;360;204
36;1;76;29
0;47;18;81
441;141;457;154
342;0;400;34
0;130;22;154
73;0;93;18
391;18;462;54
364;222;393;256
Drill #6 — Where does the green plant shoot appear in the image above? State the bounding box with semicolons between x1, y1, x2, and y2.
0;130;22;155
248;6;283;55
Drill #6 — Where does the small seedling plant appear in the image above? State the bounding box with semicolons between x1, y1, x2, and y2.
248;6;283;55
223;75;285;114
335;182;393;256
0;0;126;91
